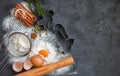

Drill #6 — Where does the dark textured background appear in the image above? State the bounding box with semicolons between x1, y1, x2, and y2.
1;0;120;76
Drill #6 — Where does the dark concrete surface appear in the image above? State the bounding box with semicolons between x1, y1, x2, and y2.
1;0;120;76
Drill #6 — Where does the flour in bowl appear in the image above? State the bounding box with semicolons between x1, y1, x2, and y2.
11;34;30;52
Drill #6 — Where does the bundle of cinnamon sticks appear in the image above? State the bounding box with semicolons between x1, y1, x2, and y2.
13;3;36;27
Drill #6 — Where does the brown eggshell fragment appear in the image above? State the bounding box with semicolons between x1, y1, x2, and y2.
23;60;33;70
12;62;23;72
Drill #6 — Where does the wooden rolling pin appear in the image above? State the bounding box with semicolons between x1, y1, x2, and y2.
15;56;75;76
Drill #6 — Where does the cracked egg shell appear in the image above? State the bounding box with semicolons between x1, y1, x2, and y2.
23;60;33;70
12;62;23;72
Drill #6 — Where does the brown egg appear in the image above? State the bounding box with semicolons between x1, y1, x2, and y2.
30;55;44;67
23;60;33;70
12;62;23;72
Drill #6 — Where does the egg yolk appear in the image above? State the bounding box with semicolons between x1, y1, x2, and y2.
39;50;49;57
